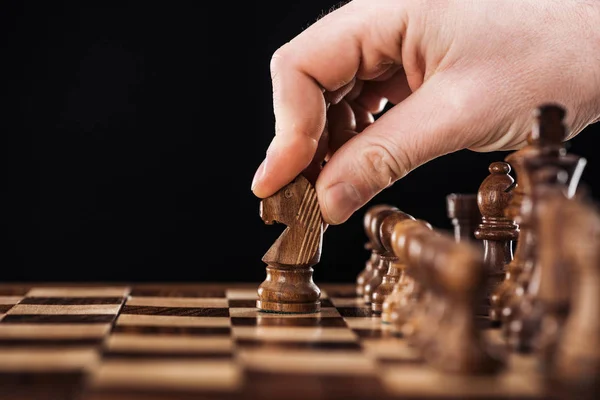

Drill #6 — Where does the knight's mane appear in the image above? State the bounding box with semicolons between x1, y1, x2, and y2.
295;180;321;264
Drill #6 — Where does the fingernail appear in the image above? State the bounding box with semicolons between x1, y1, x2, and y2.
323;182;362;224
251;159;267;191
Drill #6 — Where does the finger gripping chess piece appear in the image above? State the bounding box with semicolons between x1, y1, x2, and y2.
371;210;416;313
257;174;325;313
356;204;398;296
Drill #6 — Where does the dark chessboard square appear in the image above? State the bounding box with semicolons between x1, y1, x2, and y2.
243;371;385;400
120;306;229;317
112;325;232;336
20;297;125;305
236;339;362;351
0;304;14;313
1;314;116;323
231;317;347;328
128;288;226;298
352;329;384;339
0;287;29;296
336;307;373;318
0;371;88;400
319;298;334;308
227;299;257;308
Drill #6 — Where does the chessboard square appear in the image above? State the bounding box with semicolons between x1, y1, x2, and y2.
336;307;374;318
106;334;233;354
227;299;258;308
360;337;423;363
90;360;242;391
8;304;121;315
116;314;231;328
238;349;376;375
0;348;99;372
235;339;362;352
0;305;13;314
120;305;229;317
229;307;340;318
381;364;543;398
232;326;357;342
26;287;130;298
1;314;117;324
225;288;257;300
125;297;228;308
343;317;383;329
0;296;24;305
19;297;124;305
0;323;111;339
330;297;365;307
112;325;232;336
129;287;226;298
231;316;347;328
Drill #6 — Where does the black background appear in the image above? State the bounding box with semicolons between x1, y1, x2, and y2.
4;2;599;283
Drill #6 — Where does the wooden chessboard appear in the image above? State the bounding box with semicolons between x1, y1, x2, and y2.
0;283;548;400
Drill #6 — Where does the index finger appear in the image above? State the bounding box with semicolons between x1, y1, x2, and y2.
251;0;407;198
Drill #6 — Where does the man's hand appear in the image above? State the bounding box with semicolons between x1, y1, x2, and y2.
251;0;600;224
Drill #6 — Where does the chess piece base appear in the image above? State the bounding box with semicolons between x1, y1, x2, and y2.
256;300;320;314
256;265;321;314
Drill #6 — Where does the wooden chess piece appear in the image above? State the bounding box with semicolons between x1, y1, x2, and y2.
362;207;401;304
420;233;504;375
371;210;416;313
256;124;330;314
501;104;587;342
257;174;325;313
389;220;435;336
474;162;518;319
550;197;600;399
382;219;432;325
446;193;482;243
356;204;398;297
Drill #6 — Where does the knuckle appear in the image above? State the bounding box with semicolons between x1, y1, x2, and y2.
359;141;411;192
270;45;292;79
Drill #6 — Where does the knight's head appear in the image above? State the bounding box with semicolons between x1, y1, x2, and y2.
259;175;311;226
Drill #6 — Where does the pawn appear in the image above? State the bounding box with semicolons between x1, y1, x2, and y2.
356;204;397;296
474;162;519;319
371;211;416;313
381;219;431;324
446;193;482;243
363;207;400;304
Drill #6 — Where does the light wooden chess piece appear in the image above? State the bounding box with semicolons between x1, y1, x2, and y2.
388;220;434;335
371;210;416;313
356;204;398;297
381;219;430;324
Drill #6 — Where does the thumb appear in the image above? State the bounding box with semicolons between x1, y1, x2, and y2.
316;75;483;224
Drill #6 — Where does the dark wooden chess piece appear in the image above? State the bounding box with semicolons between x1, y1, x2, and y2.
356;204;398;297
474;162;518;319
257;174;325;313
363;207;402;304
371;210;415;313
502;104;587;346
550;195;600;400
257;125;330;314
446;193;482;243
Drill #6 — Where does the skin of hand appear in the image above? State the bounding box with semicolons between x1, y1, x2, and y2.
251;0;600;225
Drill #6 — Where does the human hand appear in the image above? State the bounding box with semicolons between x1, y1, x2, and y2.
251;0;600;224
